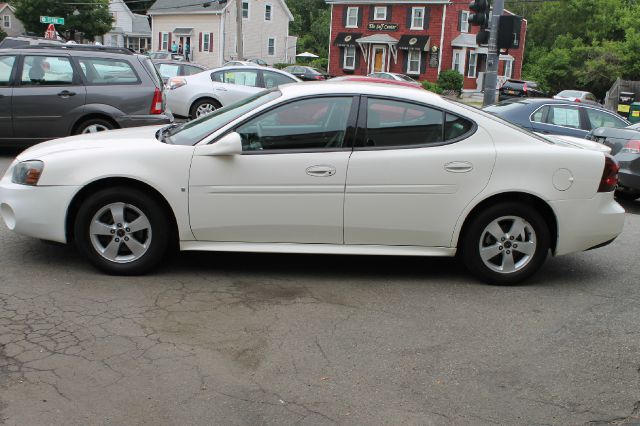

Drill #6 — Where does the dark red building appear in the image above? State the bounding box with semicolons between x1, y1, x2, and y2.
326;0;527;92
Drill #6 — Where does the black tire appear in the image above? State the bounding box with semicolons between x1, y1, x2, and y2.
614;190;640;201
74;187;171;275
461;202;550;285
189;98;221;119
74;118;115;135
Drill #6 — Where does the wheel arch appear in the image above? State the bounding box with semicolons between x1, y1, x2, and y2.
189;96;223;116
65;177;179;248
71;113;120;135
455;191;559;254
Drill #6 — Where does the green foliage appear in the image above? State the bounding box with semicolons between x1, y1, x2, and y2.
288;0;330;60
437;70;463;92
0;29;6;43
309;58;328;70
421;80;443;94
13;0;113;40
124;0;155;14
273;63;289;70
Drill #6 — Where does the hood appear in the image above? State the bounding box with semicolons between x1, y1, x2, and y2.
18;125;165;161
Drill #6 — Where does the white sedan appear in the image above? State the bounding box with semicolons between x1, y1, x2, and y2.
165;65;301;119
0;82;625;284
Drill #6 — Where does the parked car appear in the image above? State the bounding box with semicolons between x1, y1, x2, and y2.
148;51;184;61
0;82;624;284
247;58;268;66
484;98;629;138
498;79;546;101
553;90;599;105
368;72;421;86
332;75;422;89
587;124;640;200
165;66;300;119
152;60;207;84
283;66;330;81
0;45;171;147
0;36;64;49
221;60;257;67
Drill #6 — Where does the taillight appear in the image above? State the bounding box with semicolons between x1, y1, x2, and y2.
314;75;324;80
522;83;528;93
621;140;640;154
150;88;163;115
598;155;619;192
574;98;581;102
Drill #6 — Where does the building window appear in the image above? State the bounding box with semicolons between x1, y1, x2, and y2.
267;37;276;56
411;7;425;30
452;49;465;74
460;10;469;33
407;50;421;75
242;1;249;19
374;6;387;20
503;59;513;78
161;32;169;51
3;15;10;28
468;51;477;77
203;33;211;52
346;7;359;28
344;46;356;69
265;4;272;21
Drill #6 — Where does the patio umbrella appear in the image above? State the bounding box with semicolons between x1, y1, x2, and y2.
296;52;319;58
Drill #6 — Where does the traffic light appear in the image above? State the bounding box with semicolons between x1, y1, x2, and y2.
468;0;491;29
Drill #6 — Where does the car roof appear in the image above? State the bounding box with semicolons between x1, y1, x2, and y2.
153;59;205;67
278;81;435;101
0;45;138;58
334;76;421;89
492;98;619;113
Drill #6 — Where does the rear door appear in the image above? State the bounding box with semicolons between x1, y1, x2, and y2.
210;68;263;105
12;54;86;140
0;54;16;140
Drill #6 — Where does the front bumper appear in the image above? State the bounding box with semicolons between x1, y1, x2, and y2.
550;192;625;256
115;112;173;129
0;176;79;243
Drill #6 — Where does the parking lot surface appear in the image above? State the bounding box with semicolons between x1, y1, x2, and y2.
1;153;639;425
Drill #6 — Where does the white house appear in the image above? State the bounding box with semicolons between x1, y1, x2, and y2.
0;3;25;37
148;0;297;68
97;0;152;52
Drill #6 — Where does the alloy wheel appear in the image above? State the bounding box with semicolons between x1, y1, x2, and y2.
478;215;537;274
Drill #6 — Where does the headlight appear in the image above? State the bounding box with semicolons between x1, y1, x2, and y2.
12;160;44;186
167;77;187;90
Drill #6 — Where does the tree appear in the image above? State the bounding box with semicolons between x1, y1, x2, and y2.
13;0;112;40
0;28;6;43
288;0;330;59
124;0;155;14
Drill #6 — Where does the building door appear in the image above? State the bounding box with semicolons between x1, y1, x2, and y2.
372;46;385;73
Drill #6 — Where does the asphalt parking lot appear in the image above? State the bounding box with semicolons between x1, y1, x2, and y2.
1;152;639;426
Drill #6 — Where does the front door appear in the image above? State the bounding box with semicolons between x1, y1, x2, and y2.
372;46;385;73
0;54;16;140
344;97;496;247
11;54;86;141
210;68;264;106
189;96;357;243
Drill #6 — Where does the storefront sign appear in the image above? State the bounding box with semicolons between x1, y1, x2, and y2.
367;23;399;31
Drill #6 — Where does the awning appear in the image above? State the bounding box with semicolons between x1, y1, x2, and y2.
173;27;194;36
333;32;361;47
356;33;399;45
451;33;477;48
397;35;430;51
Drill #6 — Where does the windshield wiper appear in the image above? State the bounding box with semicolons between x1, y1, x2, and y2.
159;123;182;143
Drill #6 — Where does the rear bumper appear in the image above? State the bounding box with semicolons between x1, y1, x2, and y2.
550;192;625;256
115;112;173;129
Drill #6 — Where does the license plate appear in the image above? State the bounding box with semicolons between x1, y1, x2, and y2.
505;90;517;95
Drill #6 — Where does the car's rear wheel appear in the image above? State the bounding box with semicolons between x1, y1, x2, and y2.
615;189;640;201
74;187;171;275
462;203;550;285
190;98;221;119
75;118;115;135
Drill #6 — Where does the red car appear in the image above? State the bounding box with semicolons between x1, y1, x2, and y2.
331;75;423;89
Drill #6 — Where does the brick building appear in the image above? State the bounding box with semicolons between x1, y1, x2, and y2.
326;0;527;92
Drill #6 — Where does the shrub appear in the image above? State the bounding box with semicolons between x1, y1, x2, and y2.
309;58;328;71
272;63;290;69
421;80;444;94
437;69;464;93
0;29;6;43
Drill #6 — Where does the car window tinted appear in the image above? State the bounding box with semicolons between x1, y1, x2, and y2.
21;56;74;85
157;63;180;78
263;71;296;89
365;98;444;147
237;97;353;151
445;113;473;139
184;65;204;75
170;90;282;145
547;105;581;128
0;55;16;86
78;58;139;84
586;108;628;129
531;105;548;123
212;70;259;87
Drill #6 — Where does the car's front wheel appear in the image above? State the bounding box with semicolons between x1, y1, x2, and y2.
462;203;550;285
74;187;171;275
75;118;115;135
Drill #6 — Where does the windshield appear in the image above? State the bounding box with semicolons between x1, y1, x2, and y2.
557;90;584;98
169;90;282;145
397;74;416;82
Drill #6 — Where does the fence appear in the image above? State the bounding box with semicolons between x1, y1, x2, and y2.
604;78;640;111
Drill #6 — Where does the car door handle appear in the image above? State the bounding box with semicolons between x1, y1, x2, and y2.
444;161;474;173
57;90;76;97
215;87;227;91
306;165;336;177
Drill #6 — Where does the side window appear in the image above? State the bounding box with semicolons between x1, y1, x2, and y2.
365;98;444;147
21;56;75;85
236;97;354;151
263;71;296;89
444;113;473;140
77;58;139;84
0;55;16;86
586;108;627;129
157;63;180;79
184;65;204;76
531;105;548;123
547;105;581;128
211;70;259;87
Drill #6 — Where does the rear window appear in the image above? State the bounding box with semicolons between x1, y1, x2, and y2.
502;81;525;90
557;90;584;98
77;57;140;85
484;100;530;115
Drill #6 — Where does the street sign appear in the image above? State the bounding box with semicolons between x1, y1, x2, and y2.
40;16;64;25
44;24;56;39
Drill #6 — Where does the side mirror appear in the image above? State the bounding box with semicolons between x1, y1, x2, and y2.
195;132;243;156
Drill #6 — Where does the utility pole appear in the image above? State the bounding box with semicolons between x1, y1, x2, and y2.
482;0;504;106
235;0;244;59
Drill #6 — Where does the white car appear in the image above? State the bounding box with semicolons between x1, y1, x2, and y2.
0;82;625;284
165;65;301;119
